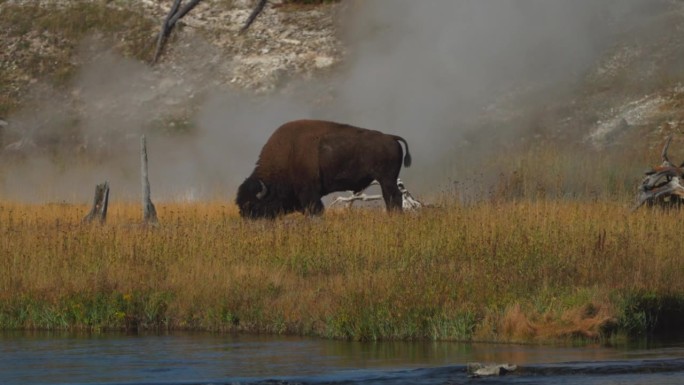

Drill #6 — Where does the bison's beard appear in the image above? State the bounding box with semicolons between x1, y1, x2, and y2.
235;177;300;219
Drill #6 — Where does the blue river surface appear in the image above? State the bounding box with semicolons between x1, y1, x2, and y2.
1;331;684;385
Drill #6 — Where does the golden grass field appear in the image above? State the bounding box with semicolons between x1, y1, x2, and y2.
1;198;682;342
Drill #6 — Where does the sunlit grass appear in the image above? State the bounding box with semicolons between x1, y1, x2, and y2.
1;198;682;342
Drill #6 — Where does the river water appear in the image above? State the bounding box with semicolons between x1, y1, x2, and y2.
2;332;684;385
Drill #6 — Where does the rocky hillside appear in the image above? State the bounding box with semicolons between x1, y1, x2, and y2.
0;0;343;149
2;0;684;202
137;0;343;92
509;1;684;150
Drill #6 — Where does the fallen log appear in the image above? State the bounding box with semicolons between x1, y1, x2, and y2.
330;179;423;211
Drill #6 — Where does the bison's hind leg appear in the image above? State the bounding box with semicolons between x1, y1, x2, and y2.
378;178;403;213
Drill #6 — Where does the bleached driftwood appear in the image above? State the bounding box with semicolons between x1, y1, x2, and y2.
467;362;517;377
397;178;423;210
330;188;383;208
330;178;423;211
634;135;684;210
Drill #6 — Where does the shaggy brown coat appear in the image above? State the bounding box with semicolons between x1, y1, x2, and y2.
236;119;411;218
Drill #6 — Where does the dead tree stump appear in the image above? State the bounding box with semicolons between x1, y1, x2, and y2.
141;135;158;225
83;182;110;224
0;118;7;149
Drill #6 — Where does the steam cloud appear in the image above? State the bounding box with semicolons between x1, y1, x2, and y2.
0;0;662;203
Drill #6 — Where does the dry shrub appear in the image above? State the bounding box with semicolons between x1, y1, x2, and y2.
549;302;617;340
494;302;617;342
501;304;537;341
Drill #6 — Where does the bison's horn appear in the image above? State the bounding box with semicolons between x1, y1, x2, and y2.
256;180;268;199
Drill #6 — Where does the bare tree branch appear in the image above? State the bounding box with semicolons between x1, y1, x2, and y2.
153;0;203;64
240;0;268;34
168;0;203;27
153;0;269;64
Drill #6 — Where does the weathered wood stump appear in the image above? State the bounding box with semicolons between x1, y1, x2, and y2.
141;135;158;225
83;182;110;224
0;118;7;149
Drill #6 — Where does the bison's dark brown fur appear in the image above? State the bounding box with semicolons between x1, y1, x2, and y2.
236;119;411;219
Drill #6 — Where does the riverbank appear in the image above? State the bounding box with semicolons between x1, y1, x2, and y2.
1;200;682;343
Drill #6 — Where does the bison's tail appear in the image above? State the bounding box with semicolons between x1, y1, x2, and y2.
393;135;412;168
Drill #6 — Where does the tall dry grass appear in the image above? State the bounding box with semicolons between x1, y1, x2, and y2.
1;198;682;342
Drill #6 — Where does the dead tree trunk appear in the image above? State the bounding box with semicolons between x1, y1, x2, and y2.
240;0;268;34
0;118;7;149
141;135;158;225
153;0;201;64
153;0;268;64
83;182;110;224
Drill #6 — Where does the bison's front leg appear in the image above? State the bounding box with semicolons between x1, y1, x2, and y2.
298;190;325;216
379;179;403;213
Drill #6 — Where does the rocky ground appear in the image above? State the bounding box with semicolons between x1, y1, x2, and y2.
0;0;347;153
137;0;344;93
3;0;684;151
2;0;344;93
481;0;684;152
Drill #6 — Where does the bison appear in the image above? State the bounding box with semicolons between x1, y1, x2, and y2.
236;119;412;219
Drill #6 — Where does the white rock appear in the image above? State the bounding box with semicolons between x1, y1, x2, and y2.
314;56;334;69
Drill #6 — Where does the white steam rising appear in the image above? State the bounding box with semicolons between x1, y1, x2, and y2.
0;0;661;203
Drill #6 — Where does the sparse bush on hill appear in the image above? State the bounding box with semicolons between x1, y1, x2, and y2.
0;2;155;116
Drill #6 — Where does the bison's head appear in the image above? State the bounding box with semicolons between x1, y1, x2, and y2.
235;177;299;219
